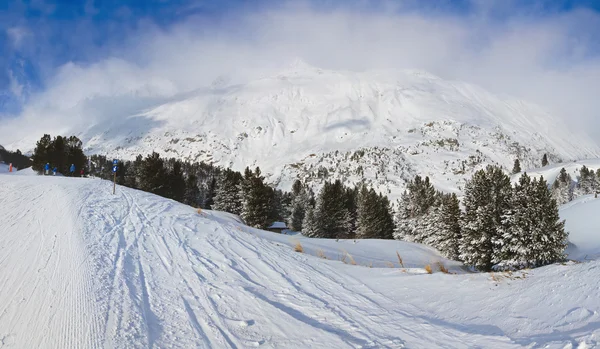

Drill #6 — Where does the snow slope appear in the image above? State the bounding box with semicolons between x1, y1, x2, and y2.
5;62;600;198
1;173;600;348
561;195;600;261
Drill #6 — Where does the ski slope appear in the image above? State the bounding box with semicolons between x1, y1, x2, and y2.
1;172;600;348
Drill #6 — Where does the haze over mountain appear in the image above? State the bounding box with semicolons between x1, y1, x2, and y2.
4;60;600;197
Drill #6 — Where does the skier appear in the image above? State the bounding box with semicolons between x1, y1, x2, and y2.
52;167;57;176
44;163;50;175
70;164;75;176
80;169;84;177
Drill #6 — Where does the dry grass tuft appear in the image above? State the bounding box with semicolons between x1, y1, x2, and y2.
316;249;327;259
196;208;203;214
424;264;433;274
339;250;357;265
396;252;405;268
436;262;449;274
385;261;395;268
294;241;304;253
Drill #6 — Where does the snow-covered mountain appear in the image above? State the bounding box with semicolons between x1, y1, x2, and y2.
8;61;600;197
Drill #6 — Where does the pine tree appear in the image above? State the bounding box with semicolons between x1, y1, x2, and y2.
240;167;273;229
496;172;537;269
356;186;379;239
165;160;185;202
512;159;521;174
32;134;52;173
530;176;568;266
551;168;573;205
436;193;462;260
302;206;320;237
212;169;243;215
542;154;549;167
460;165;511;271
183;174;201;207
574;165;597;198
288;180;310;232
138;152;168;196
394;175;437;241
311;180;349;239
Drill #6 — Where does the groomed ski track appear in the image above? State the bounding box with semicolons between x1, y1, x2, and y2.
1;174;599;348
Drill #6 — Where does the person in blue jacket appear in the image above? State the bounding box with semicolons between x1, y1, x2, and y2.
44;163;50;175
70;164;75;176
52;167;57;176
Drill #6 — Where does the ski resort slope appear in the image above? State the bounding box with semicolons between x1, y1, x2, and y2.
1;173;600;348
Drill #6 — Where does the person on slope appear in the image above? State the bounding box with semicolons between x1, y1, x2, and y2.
70;164;75;177
52;167;57;176
44;163;50;175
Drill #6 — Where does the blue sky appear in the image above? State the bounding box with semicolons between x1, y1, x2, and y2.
2;0;600;139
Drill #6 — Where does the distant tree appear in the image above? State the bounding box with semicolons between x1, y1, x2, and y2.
551;168;573;205
574;165;598;198
512;159;521;174
541;154;549;167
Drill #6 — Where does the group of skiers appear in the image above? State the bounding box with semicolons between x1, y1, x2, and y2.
43;163;84;177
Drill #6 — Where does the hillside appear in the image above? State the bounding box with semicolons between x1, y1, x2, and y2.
5;62;599;198
1;171;600;348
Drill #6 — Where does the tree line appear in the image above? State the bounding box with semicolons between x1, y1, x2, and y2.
31;134;86;175
30;134;568;271
0;146;32;170
395;166;567;271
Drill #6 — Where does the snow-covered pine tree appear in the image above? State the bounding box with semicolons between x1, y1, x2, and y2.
512;159;521;174
212;168;243;215
240;167;273;229
529;176;568;266
288;180;310;232
574;165;597;198
394;175;437;241
495;172;536;269
312;180;349;239
436;193;462;260
551;168;573;205
302;206;320;237
460;165;511;271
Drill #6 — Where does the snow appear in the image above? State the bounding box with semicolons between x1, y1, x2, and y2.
267;221;287;229
560;195;600;261
1;173;600;348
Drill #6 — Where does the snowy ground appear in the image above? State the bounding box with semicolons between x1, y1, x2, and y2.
1;171;600;348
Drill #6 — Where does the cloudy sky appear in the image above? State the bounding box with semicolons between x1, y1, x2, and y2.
1;0;600;144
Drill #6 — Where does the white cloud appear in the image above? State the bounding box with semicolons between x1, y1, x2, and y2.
3;2;600;145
